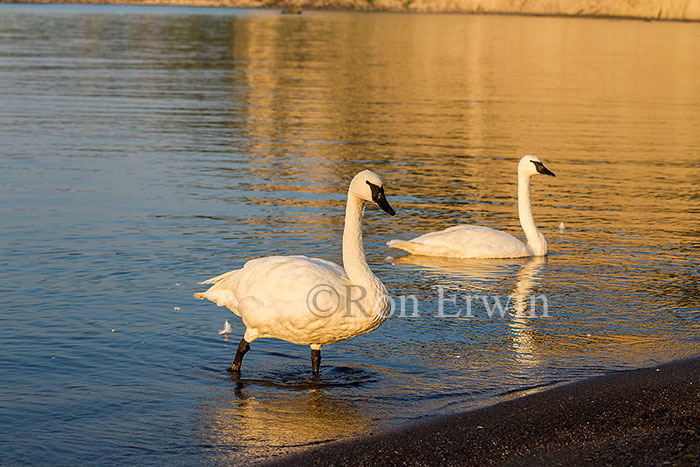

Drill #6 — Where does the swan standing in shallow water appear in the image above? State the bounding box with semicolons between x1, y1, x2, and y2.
194;170;396;375
387;155;555;259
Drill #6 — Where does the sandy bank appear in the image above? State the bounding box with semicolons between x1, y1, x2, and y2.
266;356;700;465
4;0;700;21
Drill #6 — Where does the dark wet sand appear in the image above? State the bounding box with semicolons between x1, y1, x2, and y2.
266;356;700;466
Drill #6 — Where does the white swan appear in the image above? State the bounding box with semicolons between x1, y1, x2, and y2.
387;155;555;259
194;170;396;375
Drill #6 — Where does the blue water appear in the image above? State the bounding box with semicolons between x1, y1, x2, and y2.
1;4;699;464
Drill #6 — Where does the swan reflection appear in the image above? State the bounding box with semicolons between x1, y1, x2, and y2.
392;254;531;293
391;254;548;368
509;256;547;368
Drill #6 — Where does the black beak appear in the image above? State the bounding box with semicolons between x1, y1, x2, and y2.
366;181;396;216
532;160;556;177
375;191;396;216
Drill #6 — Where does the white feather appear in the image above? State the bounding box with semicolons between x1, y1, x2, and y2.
218;320;233;335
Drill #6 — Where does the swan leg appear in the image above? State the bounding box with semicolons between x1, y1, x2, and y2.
228;338;250;375
311;346;322;374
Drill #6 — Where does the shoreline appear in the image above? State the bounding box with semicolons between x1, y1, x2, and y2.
265;356;700;465
3;0;700;22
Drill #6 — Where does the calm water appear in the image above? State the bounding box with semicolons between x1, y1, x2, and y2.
1;4;699;465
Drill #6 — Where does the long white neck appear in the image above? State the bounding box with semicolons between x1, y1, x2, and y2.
342;194;385;297
518;173;548;256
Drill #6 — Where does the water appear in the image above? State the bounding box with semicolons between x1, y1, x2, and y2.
1;4;699;465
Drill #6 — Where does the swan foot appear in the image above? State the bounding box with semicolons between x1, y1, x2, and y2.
227;338;250;375
311;348;321;374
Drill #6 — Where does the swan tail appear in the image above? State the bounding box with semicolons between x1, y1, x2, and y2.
386;239;461;258
198;269;238;285
193;289;241;316
194;269;242;316
387;239;426;252
386;239;426;254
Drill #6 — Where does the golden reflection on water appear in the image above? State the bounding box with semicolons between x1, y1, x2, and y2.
218;12;699;247
198;384;376;463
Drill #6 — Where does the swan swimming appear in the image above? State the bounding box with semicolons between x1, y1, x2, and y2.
194;170;396;375
387;155;555;259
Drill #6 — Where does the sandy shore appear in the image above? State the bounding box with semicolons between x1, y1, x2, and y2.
266;356;700;466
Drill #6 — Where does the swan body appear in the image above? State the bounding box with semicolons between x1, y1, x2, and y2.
387;225;531;259
198;255;386;345
194;170;396;374
387;155;555;259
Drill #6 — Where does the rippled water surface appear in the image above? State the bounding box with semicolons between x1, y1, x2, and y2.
1;4;699;464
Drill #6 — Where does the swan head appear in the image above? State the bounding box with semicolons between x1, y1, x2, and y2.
519;155;556;178
349;170;396;216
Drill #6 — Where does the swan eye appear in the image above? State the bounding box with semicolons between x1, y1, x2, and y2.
366;180;384;201
366;180;395;215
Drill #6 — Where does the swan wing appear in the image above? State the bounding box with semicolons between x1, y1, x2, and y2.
194;255;349;316
195;255;377;345
388;225;531;259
